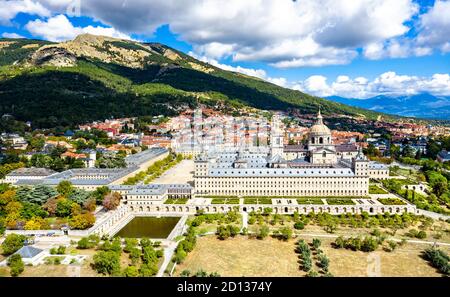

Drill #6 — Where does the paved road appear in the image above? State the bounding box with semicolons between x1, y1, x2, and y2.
416;209;450;220
156;215;188;277
241;211;248;231
156;241;178;277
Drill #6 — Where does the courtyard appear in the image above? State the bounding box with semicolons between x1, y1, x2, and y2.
150;159;194;185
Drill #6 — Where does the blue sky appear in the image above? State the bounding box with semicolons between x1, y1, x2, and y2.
1;0;449;98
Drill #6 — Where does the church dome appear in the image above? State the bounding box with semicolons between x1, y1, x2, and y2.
310;123;331;135
309;110;331;135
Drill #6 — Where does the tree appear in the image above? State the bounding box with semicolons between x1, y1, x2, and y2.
122;265;139;277
129;247;141;265
69;189;91;205
278;227;292;241
139;263;158;276
102;192;121;210
123;238;139;253
69;213;95;230
433;181;448;198
57;181;74;197
83;198;97;212
92;186;111;204
7;254;24;277
1;234;26;255
56;198;74;217
92;250;121;275
24;216;48;230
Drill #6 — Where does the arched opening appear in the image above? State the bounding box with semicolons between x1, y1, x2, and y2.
311;137;315;144
243;207;247;212
284;207;288;213
319;137;323;144
369;207;374;213
322;151;326;158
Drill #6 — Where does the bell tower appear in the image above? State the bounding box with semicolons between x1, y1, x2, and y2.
270;114;284;157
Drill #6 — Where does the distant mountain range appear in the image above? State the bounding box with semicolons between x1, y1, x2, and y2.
327;93;450;119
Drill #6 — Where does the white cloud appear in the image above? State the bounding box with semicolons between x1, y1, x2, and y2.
2;32;25;38
0;0;50;25
417;0;450;52
296;72;450;98
33;0;418;67
24;14;131;42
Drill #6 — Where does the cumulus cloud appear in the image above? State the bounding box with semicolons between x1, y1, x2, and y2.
24;14;131;42
0;0;50;25
2;32;25;38
417;0;450;53
20;0;420;67
295;72;450;98
5;0;450;66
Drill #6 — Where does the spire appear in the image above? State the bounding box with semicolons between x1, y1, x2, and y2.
316;108;323;125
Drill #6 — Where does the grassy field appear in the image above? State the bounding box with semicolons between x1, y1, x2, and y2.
175;235;445;277
369;185;389;194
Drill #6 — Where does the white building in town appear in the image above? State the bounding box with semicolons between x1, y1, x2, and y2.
194;111;389;197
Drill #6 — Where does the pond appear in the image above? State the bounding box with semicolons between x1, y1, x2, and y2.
115;217;180;238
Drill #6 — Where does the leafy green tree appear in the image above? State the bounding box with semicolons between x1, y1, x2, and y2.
129;247;141;265
68;188;92;205
92;186;111;204
20;202;48;219
1;234;26;255
139;263;158;276
122;265;139;277
56;198;74;217
92;250;121;276
7;254;24;277
57;181;74;197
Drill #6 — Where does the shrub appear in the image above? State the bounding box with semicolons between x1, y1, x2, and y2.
416;230;427;239
312;238;321;250
256;225;270;240
7;254;24;277
278;227;292;241
294;221;305;230
423;247;450;275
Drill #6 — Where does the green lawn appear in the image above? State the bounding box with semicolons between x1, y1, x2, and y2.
243;198;272;205
296;198;324;205
369;185;389;194
378;198;406;205
164;198;189;204
325;198;355;205
211;198;241;204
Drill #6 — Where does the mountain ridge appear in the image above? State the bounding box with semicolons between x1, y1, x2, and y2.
0;34;395;128
327;93;450;119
